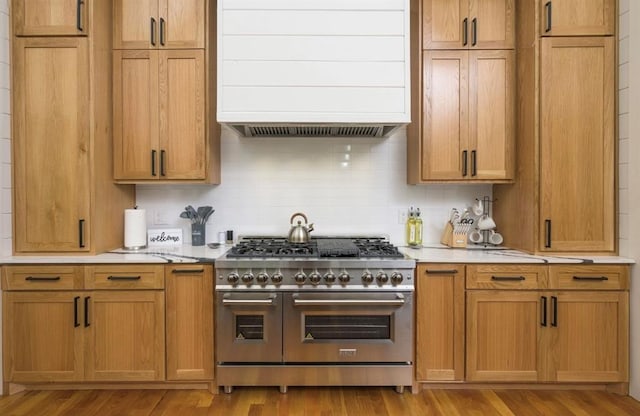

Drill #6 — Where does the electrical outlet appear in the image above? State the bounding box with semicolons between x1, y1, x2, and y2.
154;210;169;225
398;209;408;224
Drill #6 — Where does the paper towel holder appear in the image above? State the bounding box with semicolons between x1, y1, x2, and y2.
124;206;148;250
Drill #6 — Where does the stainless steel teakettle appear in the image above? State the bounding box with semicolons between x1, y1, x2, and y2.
288;212;314;243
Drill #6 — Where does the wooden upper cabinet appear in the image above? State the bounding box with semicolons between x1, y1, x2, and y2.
12;38;91;252
540;0;615;36
12;0;88;36
423;0;515;49
539;37;615;252
421;49;514;181
113;0;205;49
113;49;206;181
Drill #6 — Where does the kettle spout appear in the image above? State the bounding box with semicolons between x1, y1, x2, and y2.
307;223;314;232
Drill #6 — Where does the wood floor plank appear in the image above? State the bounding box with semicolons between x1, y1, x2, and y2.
2;388;640;415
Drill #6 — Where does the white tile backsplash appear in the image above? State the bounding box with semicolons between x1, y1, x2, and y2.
0;212;10;238
0;187;10;213
136;128;491;246
620;0;630;14
1;163;10;188
619;62;629;90
619;11;630;39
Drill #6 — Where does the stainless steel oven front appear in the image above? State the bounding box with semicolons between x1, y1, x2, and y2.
283;291;413;363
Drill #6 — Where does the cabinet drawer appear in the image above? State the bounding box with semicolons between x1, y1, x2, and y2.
85;265;165;289
549;265;629;290
1;265;84;290
466;265;548;289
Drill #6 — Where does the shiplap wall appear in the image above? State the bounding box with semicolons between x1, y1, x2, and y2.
217;0;410;123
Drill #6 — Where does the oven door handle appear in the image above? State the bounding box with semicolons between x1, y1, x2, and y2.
292;293;405;307
222;293;277;306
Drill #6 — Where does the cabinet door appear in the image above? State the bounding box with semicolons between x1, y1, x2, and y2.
85;291;165;381
113;50;160;180
3;292;84;382
423;0;514;49
113;0;159;49
422;51;469;180
549;291;628;383
469;50;514;180
466;290;544;381
540;37;615;252
416;265;465;381
12;38;91;252
12;0;87;36
161;0;206;49
540;0;615;36
166;265;214;381
159;49;206;179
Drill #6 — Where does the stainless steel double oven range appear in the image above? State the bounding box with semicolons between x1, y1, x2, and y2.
215;237;415;393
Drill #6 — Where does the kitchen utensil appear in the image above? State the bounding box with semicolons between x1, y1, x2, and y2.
472;199;484;216
478;214;497;231
288;212;314;243
469;229;483;244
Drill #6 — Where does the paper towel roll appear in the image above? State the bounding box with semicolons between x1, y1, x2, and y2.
124;209;147;249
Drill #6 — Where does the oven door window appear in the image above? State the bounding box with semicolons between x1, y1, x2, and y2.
304;315;391;340
235;315;264;340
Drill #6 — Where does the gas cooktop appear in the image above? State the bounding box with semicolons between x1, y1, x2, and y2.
226;237;404;259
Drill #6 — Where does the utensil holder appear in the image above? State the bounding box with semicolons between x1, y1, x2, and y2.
191;224;205;246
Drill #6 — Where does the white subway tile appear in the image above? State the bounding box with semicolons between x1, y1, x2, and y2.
619;62;629;90
619;37;629;65
0;113;9;138
619;87;629;115
1;163;10;188
0;88;9;114
0;187;9;213
619;0;630;15
619;138;629;164
618;188;629;214
0;0;8;15
619;113;629;140
618;11;629;39
1;237;11;256
619;163;629;191
618;238;629;257
1;212;11;238
0;138;9;164
0;38;8;65
618;213;629;240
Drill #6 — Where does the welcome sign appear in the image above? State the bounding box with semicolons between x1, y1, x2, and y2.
148;229;183;247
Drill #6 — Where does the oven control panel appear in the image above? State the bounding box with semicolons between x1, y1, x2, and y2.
216;268;414;291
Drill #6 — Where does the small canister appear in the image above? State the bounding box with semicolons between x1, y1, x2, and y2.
226;230;234;244
218;231;226;244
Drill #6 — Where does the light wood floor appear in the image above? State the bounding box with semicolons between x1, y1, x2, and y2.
1;388;640;415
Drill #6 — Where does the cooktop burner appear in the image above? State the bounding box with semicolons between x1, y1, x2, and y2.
226;237;404;259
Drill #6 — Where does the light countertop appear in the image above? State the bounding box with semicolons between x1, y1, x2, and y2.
0;244;634;265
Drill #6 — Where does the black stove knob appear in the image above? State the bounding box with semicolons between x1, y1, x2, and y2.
309;271;322;285
227;272;239;284
391;272;404;284
256;272;269;284
376;271;389;284
324;271;336;284
271;272;283;284
338;271;350;284
294;271;307;284
361;271;374;284
241;272;254;284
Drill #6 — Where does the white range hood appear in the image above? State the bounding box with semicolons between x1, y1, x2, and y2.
217;0;411;137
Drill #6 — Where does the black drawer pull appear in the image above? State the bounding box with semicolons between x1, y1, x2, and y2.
84;296;91;327
74;296;80;328
76;0;84;31
151;17;157;46
79;219;86;248
540;296;547;327
25;276;61;281
151;149;157;176
545;1;552;33
573;276;609;281
544;219;552;248
471;150;477;176
172;268;205;274
160;150;167;176
462;18;468;46
462;150;468;176
425;269;458;275
107;275;142;281
471;18;477;46
491;276;525;281
160;17;166;46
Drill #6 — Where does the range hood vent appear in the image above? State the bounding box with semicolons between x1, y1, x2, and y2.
230;124;401;138
217;1;411;137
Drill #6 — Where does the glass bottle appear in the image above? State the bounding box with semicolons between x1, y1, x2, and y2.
406;207;416;245
414;208;423;246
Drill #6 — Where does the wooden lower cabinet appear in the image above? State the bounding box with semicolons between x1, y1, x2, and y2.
415;264;465;381
466;265;629;383
165;265;214;381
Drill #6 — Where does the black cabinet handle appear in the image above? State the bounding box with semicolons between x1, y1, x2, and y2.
491;276;525;281
84;296;91;327
545;2;552;32
425;269;458;275
551;296;558;327
471;18;477;46
107;275;142;280
462;18;468;46
79;219;85;248
462;150;468;176
160;150;166;176
151;17;157;46
25;276;61;281
171;268;205;274
74;296;80;328
76;0;84;31
541;296;547;327
151;150;157;176
573;276;609;281
544;219;552;248
160;18;166;46
471;150;477;176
